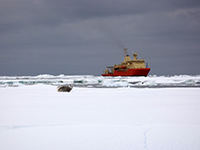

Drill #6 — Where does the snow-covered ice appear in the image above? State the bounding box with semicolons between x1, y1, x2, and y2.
0;75;200;150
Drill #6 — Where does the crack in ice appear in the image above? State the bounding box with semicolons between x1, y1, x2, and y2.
0;124;75;131
143;128;151;150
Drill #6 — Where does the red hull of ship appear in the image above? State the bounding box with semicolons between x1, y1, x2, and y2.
101;68;151;76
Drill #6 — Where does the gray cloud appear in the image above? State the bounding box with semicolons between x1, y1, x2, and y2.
0;0;200;75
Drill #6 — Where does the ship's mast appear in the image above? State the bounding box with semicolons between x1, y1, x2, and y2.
124;48;128;57
124;48;131;62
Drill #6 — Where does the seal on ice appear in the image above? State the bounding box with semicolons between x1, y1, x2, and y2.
57;85;73;92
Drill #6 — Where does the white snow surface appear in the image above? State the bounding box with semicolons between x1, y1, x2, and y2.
0;82;200;150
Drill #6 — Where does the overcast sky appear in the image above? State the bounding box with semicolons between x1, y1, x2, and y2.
0;0;200;76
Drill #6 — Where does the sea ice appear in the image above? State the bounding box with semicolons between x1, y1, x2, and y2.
0;84;200;150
